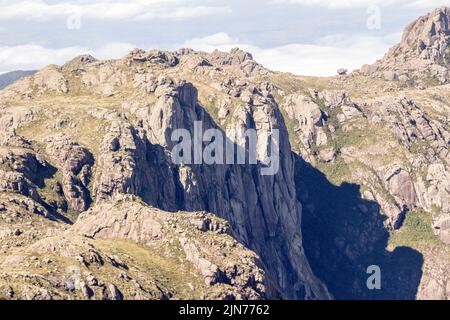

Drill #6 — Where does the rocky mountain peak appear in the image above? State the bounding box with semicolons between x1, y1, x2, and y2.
361;7;450;85
401;6;449;57
209;47;254;65
63;54;98;70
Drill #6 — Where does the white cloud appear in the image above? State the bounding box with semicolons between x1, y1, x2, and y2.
268;0;403;8
406;0;450;9
89;42;138;60
183;32;400;76
0;0;230;21
183;32;237;49
267;0;450;9
0;42;136;71
268;0;446;9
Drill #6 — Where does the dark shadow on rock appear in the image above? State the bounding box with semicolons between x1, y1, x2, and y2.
294;154;423;299
135;93;313;299
35;161;73;225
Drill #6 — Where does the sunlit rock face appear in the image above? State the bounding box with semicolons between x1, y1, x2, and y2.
1;7;450;301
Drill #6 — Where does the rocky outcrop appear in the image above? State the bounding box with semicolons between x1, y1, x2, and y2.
384;166;417;209
282;85;450;231
0;196;265;300
0;106;36;131
92;120;179;212
80;62;128;96
44;134;93;212
125;49;179;68
62;55;98;71
33;66;68;94
281;93;327;162
1;8;449;299
0;146;46;203
91;79;330;300
361;7;450;85
72;196;266;299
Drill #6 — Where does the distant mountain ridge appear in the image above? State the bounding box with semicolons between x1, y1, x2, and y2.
0;70;36;90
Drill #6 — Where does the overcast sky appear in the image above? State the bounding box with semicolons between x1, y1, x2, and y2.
0;0;448;76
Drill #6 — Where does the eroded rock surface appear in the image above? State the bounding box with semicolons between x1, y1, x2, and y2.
361;7;450;85
1;8;450;300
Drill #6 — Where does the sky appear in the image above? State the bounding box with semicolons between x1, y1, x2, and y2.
0;0;448;76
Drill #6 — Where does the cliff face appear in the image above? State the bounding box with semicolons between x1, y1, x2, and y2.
1;7;450;301
0;48;330;300
275;8;450;300
89;75;329;299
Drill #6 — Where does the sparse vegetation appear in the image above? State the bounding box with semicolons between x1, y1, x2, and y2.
389;209;442;250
